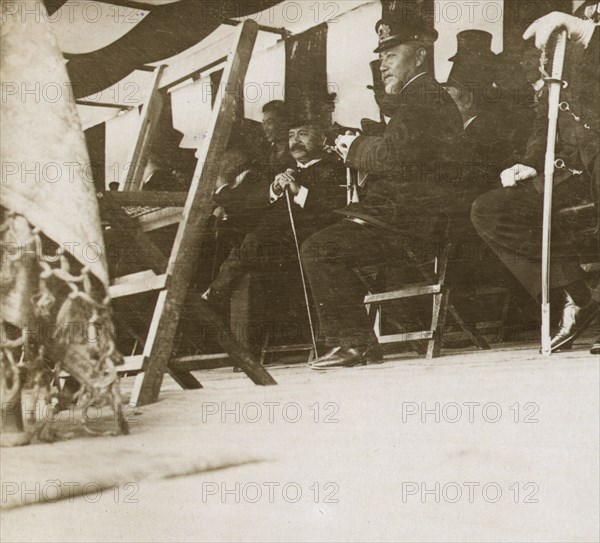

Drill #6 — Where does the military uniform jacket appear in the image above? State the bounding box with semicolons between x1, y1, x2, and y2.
342;72;465;238
523;23;600;186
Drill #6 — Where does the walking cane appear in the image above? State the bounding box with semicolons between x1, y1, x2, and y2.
346;168;360;205
541;30;568;356
284;188;319;359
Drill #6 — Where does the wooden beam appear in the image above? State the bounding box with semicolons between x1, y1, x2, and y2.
168;369;203;390
101;191;188;207
170;353;230;372
136;20;275;406
109;271;167;299
123;65;166;191
157;55;228;91
378;331;435;344
137;208;183;232
223;18;290;37
184;292;277;386
364;283;441;304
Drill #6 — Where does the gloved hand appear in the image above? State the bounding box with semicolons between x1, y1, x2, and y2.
500;164;538;187
335;131;359;160
523;11;597;49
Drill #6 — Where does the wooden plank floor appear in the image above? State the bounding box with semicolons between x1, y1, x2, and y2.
2;336;598;543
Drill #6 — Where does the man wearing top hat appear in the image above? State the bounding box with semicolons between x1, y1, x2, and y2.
471;1;600;354
202;109;347;312
302;5;466;369
444;30;525;181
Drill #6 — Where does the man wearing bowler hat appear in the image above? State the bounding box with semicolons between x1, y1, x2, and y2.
302;5;467;369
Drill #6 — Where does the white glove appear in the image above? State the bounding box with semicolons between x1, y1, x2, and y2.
335;132;359;160
523;12;597;50
500;164;538;188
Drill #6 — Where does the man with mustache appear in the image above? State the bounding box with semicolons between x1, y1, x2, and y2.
302;9;466;369
202;113;347;325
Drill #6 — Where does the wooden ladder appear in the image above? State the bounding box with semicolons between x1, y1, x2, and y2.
99;20;277;406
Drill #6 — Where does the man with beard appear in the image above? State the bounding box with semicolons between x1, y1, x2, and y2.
302;12;465;369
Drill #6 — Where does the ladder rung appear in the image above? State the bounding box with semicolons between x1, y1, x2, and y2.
136;207;183;232
60;355;146;379
377;331;435;344
117;355;147;373
365;283;441;304
170;353;230;372
109;271;167;298
101;191;188;207
262;344;313;354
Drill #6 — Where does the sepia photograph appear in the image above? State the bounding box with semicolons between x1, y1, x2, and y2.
1;0;599;541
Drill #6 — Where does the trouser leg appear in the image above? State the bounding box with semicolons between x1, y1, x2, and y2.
471;183;586;299
301;220;394;350
210;222;297;299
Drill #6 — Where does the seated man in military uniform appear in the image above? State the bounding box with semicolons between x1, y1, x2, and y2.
471;3;600;355
302;12;469;369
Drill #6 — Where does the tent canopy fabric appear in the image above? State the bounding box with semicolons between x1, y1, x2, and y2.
43;0;284;97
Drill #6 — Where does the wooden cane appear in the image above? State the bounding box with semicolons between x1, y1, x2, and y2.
285;189;319;359
541;30;568;356
347;168;353;205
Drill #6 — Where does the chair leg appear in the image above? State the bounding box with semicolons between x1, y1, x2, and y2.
499;292;512;343
259;330;270;366
447;303;491;350
427;287;450;359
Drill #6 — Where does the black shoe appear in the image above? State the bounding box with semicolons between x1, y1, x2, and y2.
310;347;367;370
591;336;600;356
365;343;384;365
201;287;227;310
548;298;598;353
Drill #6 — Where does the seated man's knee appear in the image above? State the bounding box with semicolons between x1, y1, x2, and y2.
238;231;262;261
301;231;339;268
471;190;503;231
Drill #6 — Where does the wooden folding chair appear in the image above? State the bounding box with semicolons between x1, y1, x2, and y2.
362;217;493;359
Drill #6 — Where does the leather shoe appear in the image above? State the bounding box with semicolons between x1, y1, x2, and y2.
591;335;600;356
310;347;367;370
548;298;598;353
201;287;227;310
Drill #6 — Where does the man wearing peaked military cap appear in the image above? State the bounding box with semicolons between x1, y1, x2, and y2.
373;16;438;54
302;1;471;370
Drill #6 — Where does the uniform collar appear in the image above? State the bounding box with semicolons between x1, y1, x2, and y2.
296;158;322;169
401;71;427;93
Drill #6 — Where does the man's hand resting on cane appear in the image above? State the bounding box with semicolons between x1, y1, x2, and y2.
500;164;538;188
523;11;597;50
273;169;302;196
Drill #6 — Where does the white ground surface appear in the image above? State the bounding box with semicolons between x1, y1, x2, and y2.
1;343;599;543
